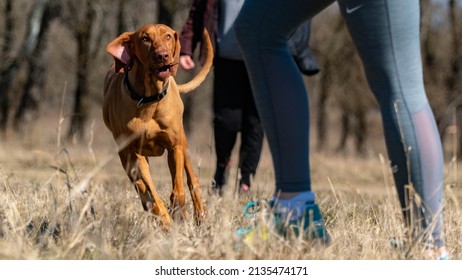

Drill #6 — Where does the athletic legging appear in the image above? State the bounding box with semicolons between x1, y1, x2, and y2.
235;0;444;248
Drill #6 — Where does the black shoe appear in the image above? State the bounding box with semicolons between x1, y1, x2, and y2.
214;161;231;187
209;179;224;196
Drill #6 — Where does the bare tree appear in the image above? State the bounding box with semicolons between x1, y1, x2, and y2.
60;0;106;141
420;0;462;156
158;0;174;26
117;0;128;35
0;0;57;134
313;13;346;152
0;0;15;132
445;0;462;156
13;0;61;130
313;12;373;155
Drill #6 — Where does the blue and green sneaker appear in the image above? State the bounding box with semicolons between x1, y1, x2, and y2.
235;200;331;245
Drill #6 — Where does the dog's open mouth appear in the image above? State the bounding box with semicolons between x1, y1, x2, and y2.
151;63;175;79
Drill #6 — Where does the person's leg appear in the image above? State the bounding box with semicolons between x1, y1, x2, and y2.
213;58;243;190
235;1;334;242
235;0;335;195
338;0;445;250
238;61;264;189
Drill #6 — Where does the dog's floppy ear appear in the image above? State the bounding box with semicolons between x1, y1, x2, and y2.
170;31;181;76
107;31;134;72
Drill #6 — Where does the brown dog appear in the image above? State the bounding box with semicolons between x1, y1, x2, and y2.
103;24;213;229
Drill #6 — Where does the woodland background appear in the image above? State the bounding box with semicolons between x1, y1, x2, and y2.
0;0;460;155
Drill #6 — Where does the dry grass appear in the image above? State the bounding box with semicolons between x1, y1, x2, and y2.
0;108;461;260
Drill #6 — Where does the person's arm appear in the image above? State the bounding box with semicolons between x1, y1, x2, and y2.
288;20;320;76
179;0;207;58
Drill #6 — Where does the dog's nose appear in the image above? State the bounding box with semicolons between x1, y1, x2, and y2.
156;49;169;62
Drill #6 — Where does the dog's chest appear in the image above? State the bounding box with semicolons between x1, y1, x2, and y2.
126;116;180;152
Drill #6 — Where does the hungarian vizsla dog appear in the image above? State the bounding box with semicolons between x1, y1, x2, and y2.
103;24;213;230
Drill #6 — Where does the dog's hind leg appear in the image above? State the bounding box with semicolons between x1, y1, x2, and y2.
119;149;172;229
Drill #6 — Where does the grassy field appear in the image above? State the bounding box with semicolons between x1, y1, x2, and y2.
0;108;461;260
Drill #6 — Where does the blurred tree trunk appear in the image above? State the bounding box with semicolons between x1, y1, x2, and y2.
13;1;61;130
315;16;345;151
0;0;53;134
446;0;462;156
446;0;461;93
158;0;174;26
0;0;16;133
316;69;331;151
421;0;437;81
315;12;371;155
117;0;128;35
59;0;100;141
68;2;96;140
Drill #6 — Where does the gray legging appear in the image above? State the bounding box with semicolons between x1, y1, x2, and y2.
235;0;444;248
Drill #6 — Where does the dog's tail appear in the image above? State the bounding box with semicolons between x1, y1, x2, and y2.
177;29;214;94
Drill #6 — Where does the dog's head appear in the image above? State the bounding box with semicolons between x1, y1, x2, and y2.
106;24;181;81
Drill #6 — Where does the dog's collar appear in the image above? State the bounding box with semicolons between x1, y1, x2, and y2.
124;72;169;108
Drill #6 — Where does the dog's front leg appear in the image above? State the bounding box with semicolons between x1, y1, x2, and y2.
119;149;172;230
168;146;187;221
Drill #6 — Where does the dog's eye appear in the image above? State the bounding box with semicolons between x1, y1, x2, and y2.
165;34;171;40
142;35;150;42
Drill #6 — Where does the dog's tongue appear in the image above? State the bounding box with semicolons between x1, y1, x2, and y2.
154;65;172;79
156;69;170;79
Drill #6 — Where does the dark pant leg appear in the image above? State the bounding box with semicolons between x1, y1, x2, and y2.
213;58;264;188
213;58;243;187
238;62;264;186
235;0;334;193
